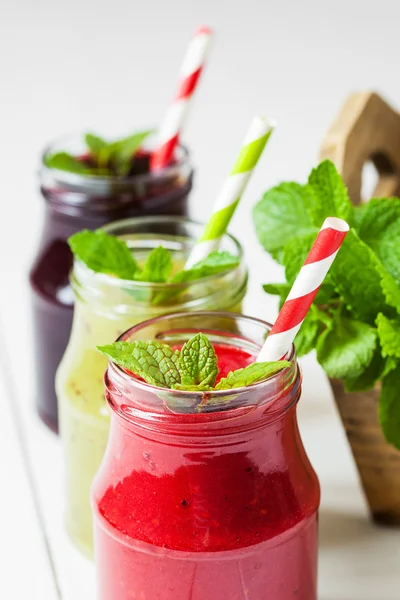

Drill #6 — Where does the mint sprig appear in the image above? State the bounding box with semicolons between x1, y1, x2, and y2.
97;333;290;408
68;230;240;298
44;129;153;177
69;230;139;279
253;158;400;449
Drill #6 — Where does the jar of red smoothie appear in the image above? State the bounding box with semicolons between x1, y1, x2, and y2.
29;133;193;433
92;311;320;600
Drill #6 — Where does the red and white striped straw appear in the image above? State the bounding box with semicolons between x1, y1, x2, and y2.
150;26;213;172
257;217;349;362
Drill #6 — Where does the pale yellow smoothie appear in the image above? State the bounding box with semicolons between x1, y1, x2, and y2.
56;216;247;558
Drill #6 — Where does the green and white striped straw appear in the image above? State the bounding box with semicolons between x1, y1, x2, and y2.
185;115;275;269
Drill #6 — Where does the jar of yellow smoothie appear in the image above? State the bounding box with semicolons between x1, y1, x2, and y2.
56;216;248;558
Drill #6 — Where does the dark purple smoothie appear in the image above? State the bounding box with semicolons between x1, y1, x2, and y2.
29;137;193;433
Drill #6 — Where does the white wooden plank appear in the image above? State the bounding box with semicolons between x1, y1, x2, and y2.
0;336;59;599
0;273;96;599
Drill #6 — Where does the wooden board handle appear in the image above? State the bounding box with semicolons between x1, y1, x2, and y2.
320;91;400;205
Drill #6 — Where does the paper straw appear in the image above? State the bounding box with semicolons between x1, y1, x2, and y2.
257;217;349;362
150;26;213;172
185;115;274;269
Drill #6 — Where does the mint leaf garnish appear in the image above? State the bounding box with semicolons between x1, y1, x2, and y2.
176;333;218;387
316;315;377;379
172;251;240;284
84;133;108;155
253;182;318;263
110;130;153;175
97;340;181;388
44;152;93;175
151;251;240;305
380;367;400;450
307;159;354;226
135;246;173;283
69;230;139;279
97;334;291;405
45;129;153;177
215;361;290;390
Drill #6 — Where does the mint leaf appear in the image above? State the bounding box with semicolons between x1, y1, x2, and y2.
356;198;400;283
294;305;332;357
345;347;396;392
68;230;139;279
358;198;400;282
380;367;400;449
135;246;173;283
44;152;93;175
176;333;218;387
97;340;181;388
376;313;400;359
215;361;290;390
151;251;240;305
173;251;240;283
379;266;400;315
111;130;153;175
253;182;318;263
316;315;377;379
84;133;108;155
283;233;319;283
328;229;386;323
307;159;354;226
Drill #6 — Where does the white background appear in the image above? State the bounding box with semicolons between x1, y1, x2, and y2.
1;1;400;598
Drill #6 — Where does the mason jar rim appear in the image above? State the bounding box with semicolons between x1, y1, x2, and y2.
40;131;191;187
74;216;245;291
108;311;297;403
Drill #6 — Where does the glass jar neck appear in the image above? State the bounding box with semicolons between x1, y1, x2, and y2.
103;311;300;440
71;217;247;317
39;135;192;218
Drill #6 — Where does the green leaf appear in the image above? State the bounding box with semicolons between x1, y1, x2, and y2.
135;246;173;283
97;340;181;388
68;230;139;279
294;306;331;357
307;159;354;226
379;367;400;449
316;315;377;379
328;229;386;323
376;313;400;359
151;251;240;305
84;132;108;155
44;152;93;175
111;130;153;175
253;182;318;263
215;361;290;390
177;333;218;387
345;347;396;392
379;265;400;315
283;232;319;283
356;198;400;283
173;251;240;283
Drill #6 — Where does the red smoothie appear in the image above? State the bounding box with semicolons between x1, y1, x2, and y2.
92;332;319;599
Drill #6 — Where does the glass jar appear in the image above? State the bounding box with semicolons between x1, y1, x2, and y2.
56;217;247;558
29;134;193;433
92;311;320;600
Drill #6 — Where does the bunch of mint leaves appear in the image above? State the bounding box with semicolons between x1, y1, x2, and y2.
44;130;153;177
69;229;239;304
98;332;289;411
253;159;400;450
